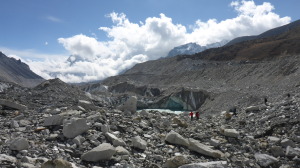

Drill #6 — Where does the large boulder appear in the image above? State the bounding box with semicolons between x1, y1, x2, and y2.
118;96;137;114
188;138;224;158
132;136;147;150
81;143;116;162
164;155;190;168
173;117;188;128
44;115;64;126
62;118;89;138
9;138;29;151
254;153;278;167
179;161;227;168
0;99;27;111
165;130;189;147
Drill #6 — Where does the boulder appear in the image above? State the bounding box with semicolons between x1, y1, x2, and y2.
62;118;89;138
9;138;29;151
140;109;149;117
78;100;97;111
165;130;189;147
179;161;227;168
164;155;190;168
101;124;110;133
172;117;188;128
41;159;73;168
281;138;295;148
285;146;300;157
73;135;85;146
115;146;130;155
132;136;147;150
188;138;224;158
220;128;239;138
269;146;285;157
254;153;278;167
118;96;137;114
105;132;126;146
81;143;116;162
44;115;64;126
0;99;27;111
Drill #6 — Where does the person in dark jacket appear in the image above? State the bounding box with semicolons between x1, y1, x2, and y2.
195;111;200;120
189;111;194;121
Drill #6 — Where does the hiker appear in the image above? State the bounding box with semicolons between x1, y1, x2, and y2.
195;111;200;120
265;97;268;106
229;106;237;116
189;111;194;121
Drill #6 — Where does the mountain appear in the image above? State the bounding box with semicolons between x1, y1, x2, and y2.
0;52;44;87
226;19;300;46
167;40;228;57
97;19;300;112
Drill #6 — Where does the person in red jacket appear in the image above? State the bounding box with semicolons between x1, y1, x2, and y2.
195;111;200;120
189;111;194;121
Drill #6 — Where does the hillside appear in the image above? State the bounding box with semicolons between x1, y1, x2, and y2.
0;52;44;87
99;20;300;112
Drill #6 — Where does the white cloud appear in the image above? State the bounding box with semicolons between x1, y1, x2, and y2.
7;1;292;83
46;16;63;23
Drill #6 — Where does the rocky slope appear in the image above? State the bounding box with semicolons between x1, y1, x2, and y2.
0;52;44;87
0;78;300;168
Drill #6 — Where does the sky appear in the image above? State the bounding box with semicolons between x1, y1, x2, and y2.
0;0;299;83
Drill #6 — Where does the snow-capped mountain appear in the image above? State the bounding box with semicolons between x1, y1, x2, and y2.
167;40;228;57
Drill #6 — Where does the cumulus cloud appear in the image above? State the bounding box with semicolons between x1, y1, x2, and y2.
15;1;291;83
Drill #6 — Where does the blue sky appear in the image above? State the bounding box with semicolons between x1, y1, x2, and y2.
0;0;299;82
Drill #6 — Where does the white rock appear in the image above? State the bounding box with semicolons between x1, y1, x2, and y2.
9;138;29;151
62;118;89;138
188;138;224;158
118;96;137;114
245;105;260;113
220;128;239;138
0;154;17;163
254;153;278;167
132;136;147;150
81;143;116;162
179;161;227;168
165;130;189;147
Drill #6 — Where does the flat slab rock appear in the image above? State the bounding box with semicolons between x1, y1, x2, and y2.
81;143;116;162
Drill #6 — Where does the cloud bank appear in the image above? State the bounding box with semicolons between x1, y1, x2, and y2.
26;0;290;83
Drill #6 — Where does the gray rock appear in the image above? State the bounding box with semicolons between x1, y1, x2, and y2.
10;120;19;128
78;100;97;111
165;130;189;147
254;153;278;167
268;136;280;143
81;143;116;162
118;96;137;114
105;132;126;147
41;159;73;168
286;146;300;157
62;118;89;138
164;155;190;168
140;109;149;117
179;161;227;168
220;128;239;138
9;138;29;151
101;124;110;133
245;106;260;113
188;138;224;158
44;115;64;126
281;138;295;148
73;135;85;146
269;146;285;157
0;99;27;111
115;146;130;155
132;136;147;150
172;117;188;128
